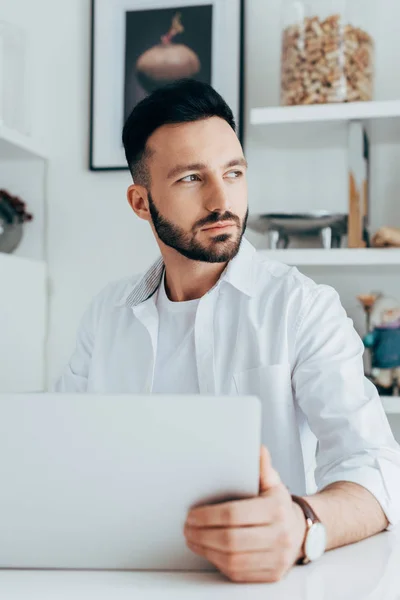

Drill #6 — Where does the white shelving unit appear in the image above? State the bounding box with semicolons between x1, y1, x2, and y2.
0;124;47;160
250;100;400;127
250;99;400;267
258;248;400;267
0;124;48;391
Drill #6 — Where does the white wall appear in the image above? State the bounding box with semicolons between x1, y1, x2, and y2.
1;0;400;405
43;1;161;383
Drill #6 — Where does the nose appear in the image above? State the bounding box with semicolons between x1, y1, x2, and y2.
204;178;232;214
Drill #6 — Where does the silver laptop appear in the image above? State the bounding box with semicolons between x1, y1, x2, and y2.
0;394;261;570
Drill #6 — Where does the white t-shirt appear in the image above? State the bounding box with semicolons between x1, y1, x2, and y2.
152;273;200;394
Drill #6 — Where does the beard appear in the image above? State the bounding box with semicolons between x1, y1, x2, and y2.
147;192;248;263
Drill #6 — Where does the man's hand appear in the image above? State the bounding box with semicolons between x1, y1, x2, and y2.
184;446;307;583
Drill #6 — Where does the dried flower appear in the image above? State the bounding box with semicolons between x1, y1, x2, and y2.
357;294;378;311
0;189;33;224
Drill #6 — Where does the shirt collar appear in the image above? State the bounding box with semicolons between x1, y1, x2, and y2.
222;237;256;297
119;237;256;308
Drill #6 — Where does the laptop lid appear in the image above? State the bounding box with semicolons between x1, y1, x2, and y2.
0;394;261;570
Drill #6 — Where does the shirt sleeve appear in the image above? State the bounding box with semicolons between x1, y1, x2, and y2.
292;284;400;530
53;300;96;393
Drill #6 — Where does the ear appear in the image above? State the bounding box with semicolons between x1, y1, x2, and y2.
127;184;151;222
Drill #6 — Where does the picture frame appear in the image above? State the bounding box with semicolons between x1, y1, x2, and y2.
89;0;245;171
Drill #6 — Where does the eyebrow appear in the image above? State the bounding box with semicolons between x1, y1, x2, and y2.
166;157;248;180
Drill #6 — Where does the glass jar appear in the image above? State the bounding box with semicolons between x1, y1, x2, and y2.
280;1;374;106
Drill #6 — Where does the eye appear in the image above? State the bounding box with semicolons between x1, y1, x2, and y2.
180;174;200;183
226;170;243;179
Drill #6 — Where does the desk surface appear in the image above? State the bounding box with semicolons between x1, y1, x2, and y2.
1;529;399;600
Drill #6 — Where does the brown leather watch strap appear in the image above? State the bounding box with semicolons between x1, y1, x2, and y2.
291;495;320;524
291;495;321;565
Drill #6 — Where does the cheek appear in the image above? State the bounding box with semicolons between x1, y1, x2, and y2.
170;190;206;223
230;181;248;212
160;195;201;230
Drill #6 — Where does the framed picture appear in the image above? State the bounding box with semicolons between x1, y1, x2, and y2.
90;0;245;171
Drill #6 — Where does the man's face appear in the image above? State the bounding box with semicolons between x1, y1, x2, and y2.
143;117;248;263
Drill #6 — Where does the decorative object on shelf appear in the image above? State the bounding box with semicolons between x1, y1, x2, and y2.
280;2;374;106
359;292;400;397
0;189;33;254
357;292;378;376
366;293;400;330
371;227;400;248
357;293;378;333
0;21;30;135
247;212;347;249
348;122;370;248
90;0;244;170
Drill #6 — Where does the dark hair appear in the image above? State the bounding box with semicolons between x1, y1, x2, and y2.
122;78;236;185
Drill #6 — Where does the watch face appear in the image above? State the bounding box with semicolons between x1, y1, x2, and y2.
305;522;327;562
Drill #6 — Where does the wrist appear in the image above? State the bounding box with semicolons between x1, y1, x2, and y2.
291;495;327;564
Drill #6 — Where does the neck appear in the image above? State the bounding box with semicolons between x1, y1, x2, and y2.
160;246;228;302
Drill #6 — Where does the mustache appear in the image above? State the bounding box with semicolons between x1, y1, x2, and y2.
194;211;241;231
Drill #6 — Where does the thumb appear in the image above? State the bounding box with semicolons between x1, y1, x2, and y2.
259;445;281;494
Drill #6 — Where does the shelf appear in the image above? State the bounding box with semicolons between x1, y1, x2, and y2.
0;124;47;160
382;397;400;415
250;100;400;127
258;248;400;266
0;252;46;270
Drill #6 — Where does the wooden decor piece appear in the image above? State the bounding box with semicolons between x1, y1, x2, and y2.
348;121;369;248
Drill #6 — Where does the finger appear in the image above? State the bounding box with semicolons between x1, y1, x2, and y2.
186;541;283;574
185;523;283;553
186;494;282;528
186;540;240;581
186;540;207;559
260;445;281;493
222;569;288;584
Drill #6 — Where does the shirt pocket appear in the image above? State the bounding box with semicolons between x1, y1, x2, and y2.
233;364;301;489
233;363;293;406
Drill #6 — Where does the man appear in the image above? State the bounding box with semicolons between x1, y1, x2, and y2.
57;79;400;583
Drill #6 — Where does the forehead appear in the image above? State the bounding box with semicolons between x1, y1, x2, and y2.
147;117;242;171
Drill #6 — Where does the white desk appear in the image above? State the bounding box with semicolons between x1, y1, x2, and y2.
1;529;399;600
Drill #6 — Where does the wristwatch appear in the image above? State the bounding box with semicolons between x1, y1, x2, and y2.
291;495;327;565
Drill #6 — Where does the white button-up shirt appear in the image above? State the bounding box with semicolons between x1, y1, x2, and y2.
56;238;400;528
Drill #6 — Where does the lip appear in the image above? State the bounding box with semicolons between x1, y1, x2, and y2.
202;222;236;231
